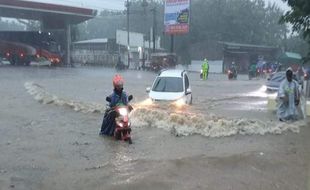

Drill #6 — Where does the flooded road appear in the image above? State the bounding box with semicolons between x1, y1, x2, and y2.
0;66;309;190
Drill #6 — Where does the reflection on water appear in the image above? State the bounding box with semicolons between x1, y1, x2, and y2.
244;85;277;98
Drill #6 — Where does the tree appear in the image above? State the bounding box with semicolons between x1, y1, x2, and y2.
76;0;290;64
280;0;310;61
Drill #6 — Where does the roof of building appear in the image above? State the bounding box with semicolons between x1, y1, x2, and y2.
278;52;302;64
281;52;302;60
0;0;97;25
220;41;277;50
73;38;109;44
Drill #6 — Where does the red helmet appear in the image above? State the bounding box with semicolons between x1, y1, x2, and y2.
113;74;124;89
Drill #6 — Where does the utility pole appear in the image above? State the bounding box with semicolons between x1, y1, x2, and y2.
126;0;130;68
142;0;148;69
170;34;174;53
151;7;157;53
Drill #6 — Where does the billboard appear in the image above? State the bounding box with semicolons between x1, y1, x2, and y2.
164;0;190;35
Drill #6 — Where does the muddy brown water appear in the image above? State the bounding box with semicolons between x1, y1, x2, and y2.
0;66;309;190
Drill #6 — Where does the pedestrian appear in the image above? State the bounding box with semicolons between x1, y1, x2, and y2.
202;58;209;80
277;68;300;122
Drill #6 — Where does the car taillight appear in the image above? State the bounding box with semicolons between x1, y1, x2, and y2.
268;69;272;73
6;52;10;57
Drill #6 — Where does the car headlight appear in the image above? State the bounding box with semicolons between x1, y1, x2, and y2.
174;98;186;108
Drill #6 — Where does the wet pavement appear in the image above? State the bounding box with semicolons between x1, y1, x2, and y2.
0;66;309;190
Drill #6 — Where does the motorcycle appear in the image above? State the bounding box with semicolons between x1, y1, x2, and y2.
248;70;255;80
104;95;133;144
228;69;237;80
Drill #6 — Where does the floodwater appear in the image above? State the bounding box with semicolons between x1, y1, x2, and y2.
0;66;309;190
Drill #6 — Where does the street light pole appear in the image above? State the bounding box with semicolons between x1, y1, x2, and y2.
126;0;130;68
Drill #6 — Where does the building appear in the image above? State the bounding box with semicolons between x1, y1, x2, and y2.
0;0;97;65
220;42;279;73
116;30;162;69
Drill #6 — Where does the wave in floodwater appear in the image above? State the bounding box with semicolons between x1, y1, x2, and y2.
25;82;305;137
24;82;105;114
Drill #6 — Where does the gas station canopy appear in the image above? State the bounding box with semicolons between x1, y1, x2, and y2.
0;0;97;28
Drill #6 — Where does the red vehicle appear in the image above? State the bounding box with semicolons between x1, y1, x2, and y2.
0;40;36;65
0;31;62;65
113;105;133;144
148;53;177;72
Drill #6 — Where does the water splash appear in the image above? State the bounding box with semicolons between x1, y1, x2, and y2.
24;82;105;114
24;82;305;138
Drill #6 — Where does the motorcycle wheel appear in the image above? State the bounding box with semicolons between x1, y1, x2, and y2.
115;131;121;140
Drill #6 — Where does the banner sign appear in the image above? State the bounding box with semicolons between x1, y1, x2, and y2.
164;0;190;35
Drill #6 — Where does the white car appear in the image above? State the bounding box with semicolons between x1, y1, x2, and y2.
0;57;10;65
30;57;52;67
146;69;192;106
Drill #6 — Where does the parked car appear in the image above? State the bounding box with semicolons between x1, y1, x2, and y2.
0;56;10;65
146;69;192;106
30;57;52;66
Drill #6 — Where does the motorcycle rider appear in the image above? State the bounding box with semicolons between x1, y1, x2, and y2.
249;62;257;79
202;58;209;80
230;62;238;78
100;74;130;136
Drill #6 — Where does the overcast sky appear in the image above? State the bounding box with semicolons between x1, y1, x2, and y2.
21;0;289;11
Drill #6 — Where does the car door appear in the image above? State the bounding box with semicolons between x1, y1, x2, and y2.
184;74;192;104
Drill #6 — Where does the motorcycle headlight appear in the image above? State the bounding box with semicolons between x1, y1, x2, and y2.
116;120;124;128
118;108;128;116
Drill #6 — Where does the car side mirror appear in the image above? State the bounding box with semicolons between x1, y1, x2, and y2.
106;96;111;102
185;88;192;95
128;95;133;101
146;87;151;93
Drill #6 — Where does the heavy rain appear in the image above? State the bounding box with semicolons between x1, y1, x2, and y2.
0;0;310;190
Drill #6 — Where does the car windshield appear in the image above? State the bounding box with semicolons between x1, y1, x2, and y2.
152;77;183;92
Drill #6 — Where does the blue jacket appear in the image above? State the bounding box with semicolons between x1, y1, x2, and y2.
109;90;128;107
